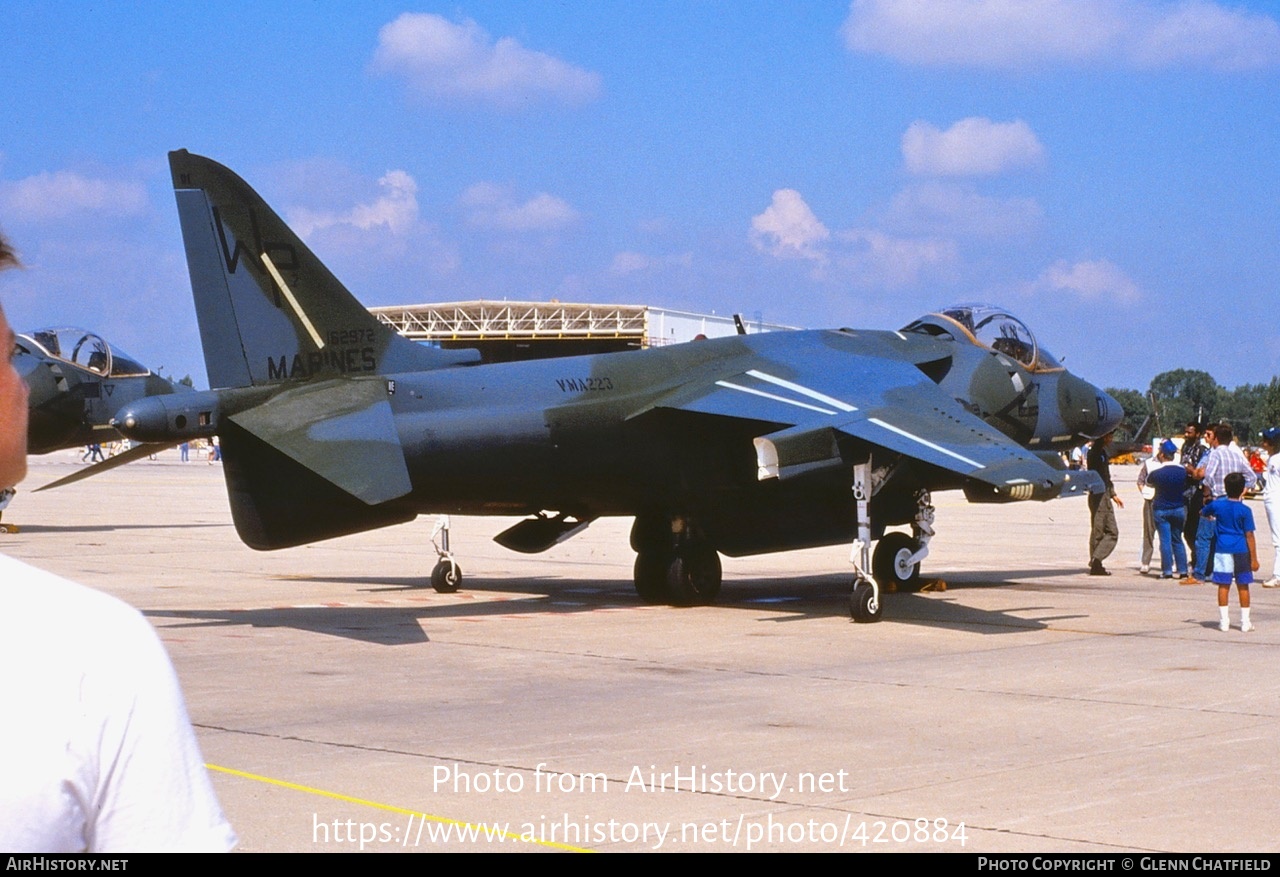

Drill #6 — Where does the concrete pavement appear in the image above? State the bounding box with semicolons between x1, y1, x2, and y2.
4;453;1277;852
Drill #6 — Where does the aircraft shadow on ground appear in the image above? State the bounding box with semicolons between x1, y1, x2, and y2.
145;566;1089;645
149;607;435;646
15;523;227;534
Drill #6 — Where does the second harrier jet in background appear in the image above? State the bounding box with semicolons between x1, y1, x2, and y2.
18;327;187;455
113;150;1120;622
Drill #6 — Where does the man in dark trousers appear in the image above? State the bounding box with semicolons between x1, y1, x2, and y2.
1180;422;1209;572
1088;431;1124;575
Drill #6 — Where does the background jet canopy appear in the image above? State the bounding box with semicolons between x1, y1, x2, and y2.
18;328;151;378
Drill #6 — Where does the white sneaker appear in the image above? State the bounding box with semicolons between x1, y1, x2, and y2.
1219;619;1230;632
1139;564;1150;574
1263;577;1280;588
1242;620;1255;633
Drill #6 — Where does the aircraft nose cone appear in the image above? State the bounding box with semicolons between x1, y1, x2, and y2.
1057;374;1123;440
1096;388;1123;437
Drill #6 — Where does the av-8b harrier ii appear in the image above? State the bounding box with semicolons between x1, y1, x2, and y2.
112;150;1120;622
18;327;188;456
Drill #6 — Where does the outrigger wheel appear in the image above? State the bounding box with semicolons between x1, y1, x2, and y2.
427;514;462;593
430;559;462;593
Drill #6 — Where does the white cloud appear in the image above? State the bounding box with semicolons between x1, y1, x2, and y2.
1026;258;1142;302
608;250;693;276
903;118;1046;177
842;0;1280;71
884;182;1042;238
288;170;419;237
0;171;147;222
610;251;654;275
1133;0;1280;71
372;13;602;108
750;188;955;287
836;229;958;288
749;189;831;261
459;182;579;231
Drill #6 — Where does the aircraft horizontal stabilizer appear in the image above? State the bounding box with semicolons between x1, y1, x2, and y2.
228;378;411;505
35;441;176;492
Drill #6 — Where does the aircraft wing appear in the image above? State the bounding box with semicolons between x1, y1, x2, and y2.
637;334;1096;500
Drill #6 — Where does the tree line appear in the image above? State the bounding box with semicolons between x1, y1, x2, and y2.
1106;370;1280;447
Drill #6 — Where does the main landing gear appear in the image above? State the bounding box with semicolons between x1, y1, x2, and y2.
428;515;462;593
631;514;722;606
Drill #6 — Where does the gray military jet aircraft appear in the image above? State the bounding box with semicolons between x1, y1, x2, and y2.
18;327;188;455
112;151;1120;622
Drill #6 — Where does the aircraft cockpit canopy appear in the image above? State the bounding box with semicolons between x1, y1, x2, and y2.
17;328;152;378
902;304;1063;372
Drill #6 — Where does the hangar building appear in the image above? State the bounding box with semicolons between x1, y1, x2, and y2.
369;301;797;363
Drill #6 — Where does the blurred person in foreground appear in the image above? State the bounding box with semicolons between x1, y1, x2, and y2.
0;232;235;852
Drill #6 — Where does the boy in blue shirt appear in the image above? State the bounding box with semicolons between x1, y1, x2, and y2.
1203;472;1259;632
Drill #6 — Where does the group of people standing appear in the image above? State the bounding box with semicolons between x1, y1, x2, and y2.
1085;422;1280;632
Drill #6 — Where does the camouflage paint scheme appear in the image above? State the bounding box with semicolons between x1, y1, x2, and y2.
112;151;1122;621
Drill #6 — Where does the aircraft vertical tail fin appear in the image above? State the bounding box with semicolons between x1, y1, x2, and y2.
169;149;475;390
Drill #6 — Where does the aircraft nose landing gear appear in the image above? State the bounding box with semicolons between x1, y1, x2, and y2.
872;531;922;593
848;466;935;622
849;579;881;623
849;461;883;623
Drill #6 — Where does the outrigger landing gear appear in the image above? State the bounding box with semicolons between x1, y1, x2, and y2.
428;515;462;593
631;514;722;606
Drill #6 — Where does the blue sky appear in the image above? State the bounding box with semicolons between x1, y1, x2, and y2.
2;1;1278;392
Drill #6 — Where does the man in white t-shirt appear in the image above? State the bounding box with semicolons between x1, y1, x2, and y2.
0;555;237;851
0;235;235;852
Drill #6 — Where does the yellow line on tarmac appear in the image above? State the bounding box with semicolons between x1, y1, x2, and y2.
206;763;593;853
